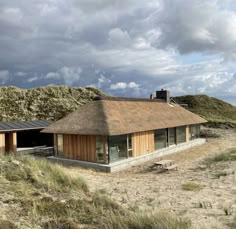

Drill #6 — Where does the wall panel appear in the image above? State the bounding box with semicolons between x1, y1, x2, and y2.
0;133;5;154
132;130;154;157
186;126;189;143
63;134;96;162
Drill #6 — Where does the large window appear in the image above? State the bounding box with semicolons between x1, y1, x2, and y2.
108;135;128;163
168;128;176;146
127;134;133;157
190;125;200;140
154;129;167;150
176;126;186;144
57;134;63;157
96;136;105;163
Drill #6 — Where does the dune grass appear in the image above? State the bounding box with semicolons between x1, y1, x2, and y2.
0;155;88;193
204;148;236;167
0;155;192;229
101;211;191;229
173;95;236;128
181;182;202;191
228;216;236;229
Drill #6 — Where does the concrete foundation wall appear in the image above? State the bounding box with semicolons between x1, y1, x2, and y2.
48;138;206;173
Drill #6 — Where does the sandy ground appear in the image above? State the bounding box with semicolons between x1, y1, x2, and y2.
66;128;236;229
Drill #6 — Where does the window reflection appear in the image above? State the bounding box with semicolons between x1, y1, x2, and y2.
108;135;128;163
154;129;167;150
57;134;63;157
176;126;186;143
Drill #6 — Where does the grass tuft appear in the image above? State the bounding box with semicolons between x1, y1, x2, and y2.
100;211;191;229
0;220;17;229
0;155;88;193
204;148;236;167
0;155;192;229
181;182;202;191
227;216;236;229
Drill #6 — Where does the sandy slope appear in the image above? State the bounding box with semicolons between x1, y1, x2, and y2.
67;128;236;229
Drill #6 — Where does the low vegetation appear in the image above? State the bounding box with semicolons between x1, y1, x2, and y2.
204;148;236;167
0;86;104;121
181;182;202;191
227;216;236;229
0;155;191;228
173;95;236;128
1;156;88;193
0;86;235;128
200;128;221;138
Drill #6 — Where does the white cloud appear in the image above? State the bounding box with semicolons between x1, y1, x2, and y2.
1;7;23;24
108;28;131;47
27;76;39;83
157;0;236;60
97;74;111;88
15;72;26;76
46;67;82;86
0;70;9;84
110;81;140;90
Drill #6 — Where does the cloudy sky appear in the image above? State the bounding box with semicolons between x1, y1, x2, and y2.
0;0;236;104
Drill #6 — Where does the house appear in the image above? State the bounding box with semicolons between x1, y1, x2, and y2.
0;120;53;154
42;90;207;172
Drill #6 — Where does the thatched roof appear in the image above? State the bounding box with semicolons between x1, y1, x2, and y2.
42;98;207;136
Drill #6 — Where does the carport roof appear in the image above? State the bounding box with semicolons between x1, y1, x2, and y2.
0;120;53;132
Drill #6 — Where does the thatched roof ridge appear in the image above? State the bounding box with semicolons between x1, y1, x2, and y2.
42;99;207;135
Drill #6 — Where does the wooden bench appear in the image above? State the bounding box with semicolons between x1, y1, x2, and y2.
154;160;174;168
164;164;178;171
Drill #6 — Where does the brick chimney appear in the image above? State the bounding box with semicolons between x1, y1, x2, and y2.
156;89;170;103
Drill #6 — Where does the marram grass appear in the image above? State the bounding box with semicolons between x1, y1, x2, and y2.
0;155;192;229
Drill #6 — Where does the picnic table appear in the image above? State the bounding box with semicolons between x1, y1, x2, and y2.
154;160;178;171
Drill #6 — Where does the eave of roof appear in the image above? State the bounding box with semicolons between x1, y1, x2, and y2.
0;120;53;132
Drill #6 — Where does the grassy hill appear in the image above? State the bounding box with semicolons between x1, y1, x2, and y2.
0;155;191;229
0;86;235;128
0;86;104;121
173;95;236;128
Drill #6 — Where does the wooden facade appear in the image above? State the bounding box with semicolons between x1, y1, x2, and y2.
186;125;189;143
0;133;5;154
6;132;17;152
0;132;17;154
132;131;154;157
55;125;200;164
62;134;96;161
55;134;108;163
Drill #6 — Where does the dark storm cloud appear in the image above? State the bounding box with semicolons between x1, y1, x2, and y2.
156;0;236;58
0;0;235;104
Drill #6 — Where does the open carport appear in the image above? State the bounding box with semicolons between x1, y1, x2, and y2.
0;120;53;154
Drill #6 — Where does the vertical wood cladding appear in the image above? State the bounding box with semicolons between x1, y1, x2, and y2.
10;132;17;152
5;132;17;153
63;134;96;162
132;130;154;157
0;133;5;154
0;132;17;154
186;125;189;143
